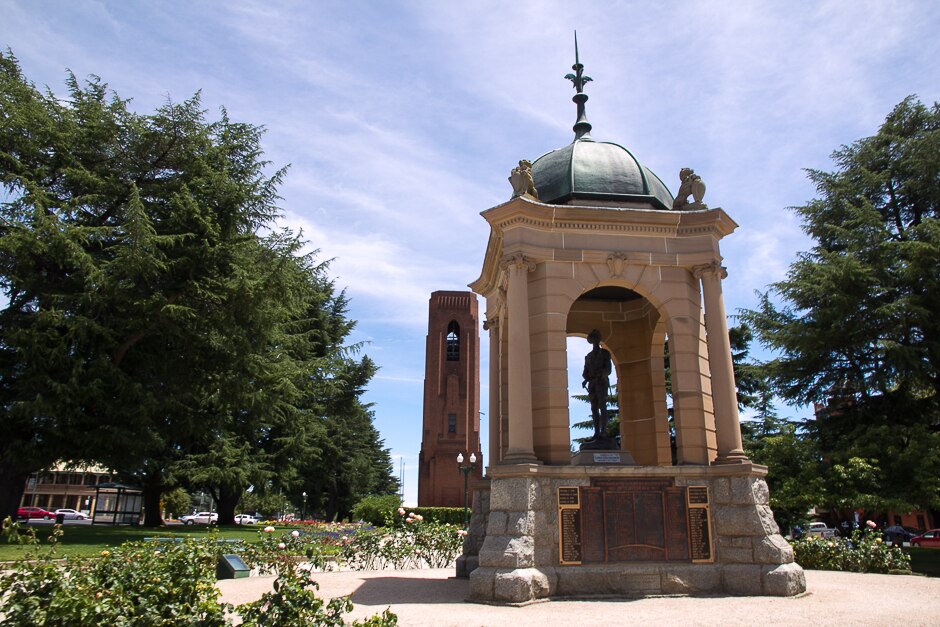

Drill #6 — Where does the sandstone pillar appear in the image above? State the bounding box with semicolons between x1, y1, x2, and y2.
484;317;502;465
503;254;537;463
696;262;749;464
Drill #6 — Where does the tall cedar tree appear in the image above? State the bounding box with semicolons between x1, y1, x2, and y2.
0;53;396;523
742;97;940;513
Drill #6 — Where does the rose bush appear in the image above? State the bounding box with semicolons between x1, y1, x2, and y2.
0;521;397;626
792;526;911;574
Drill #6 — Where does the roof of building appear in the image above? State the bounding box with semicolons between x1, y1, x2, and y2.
531;138;673;209
531;34;674;210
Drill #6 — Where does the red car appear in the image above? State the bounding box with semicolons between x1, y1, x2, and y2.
17;506;54;520
910;529;940;548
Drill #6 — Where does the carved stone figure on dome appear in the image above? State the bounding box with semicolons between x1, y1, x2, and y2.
672;167;707;210
509;160;539;199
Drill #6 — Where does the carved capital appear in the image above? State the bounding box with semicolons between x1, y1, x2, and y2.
693;261;728;280
483;317;500;331
500;253;537;273
607;252;628;278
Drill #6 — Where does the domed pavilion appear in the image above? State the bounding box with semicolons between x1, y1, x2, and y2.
460;39;805;604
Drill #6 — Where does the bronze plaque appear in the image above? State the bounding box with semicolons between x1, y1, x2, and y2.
581;488;606;563
559;507;582;564
665;488;691;561
580;478;691;563
592;478;673;492
688;507;711;561
558;487;580;506
688;486;709;505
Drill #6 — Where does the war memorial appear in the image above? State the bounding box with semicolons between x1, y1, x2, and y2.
456;45;807;604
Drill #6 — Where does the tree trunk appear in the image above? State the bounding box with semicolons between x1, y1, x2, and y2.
216;485;240;525
142;483;165;527
0;462;29;522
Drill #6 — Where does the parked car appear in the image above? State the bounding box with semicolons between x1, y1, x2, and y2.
884;525;916;544
234;514;258;525
179;511;218;525
807;522;838;538
910;529;940;548
17;506;54;520
54;508;89;520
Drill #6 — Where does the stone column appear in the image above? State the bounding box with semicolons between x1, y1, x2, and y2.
483;317;501;466
695;262;749;464
502;254;537;463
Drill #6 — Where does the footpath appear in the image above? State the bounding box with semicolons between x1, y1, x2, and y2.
218;567;940;626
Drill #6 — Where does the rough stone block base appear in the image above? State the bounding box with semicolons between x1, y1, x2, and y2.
461;464;808;604
469;567;554;605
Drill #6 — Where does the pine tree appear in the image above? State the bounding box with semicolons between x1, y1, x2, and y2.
0;52;397;523
742;97;940;512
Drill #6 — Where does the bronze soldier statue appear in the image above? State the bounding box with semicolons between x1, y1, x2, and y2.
582;329;614;446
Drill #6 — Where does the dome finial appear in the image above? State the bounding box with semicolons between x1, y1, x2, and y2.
564;31;593;140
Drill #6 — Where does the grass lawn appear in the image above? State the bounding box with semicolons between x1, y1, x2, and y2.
0;524;264;562
908;547;940;577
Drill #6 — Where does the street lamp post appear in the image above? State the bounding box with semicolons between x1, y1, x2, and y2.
456;452;477;529
301;491;307;522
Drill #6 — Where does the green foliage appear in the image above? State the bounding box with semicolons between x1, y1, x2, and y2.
350;494;402;526
742;96;940;512
338;518;464;570
240;488;291;520
405;506;465;526
742;417;824;532
792;527;911;574
161;487;191;519
0;534;230;625
239;519;462;572
1;516;38;546
0;50;398;523
0;525;398;625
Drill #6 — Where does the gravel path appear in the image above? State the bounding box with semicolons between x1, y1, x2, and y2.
218;567;940;626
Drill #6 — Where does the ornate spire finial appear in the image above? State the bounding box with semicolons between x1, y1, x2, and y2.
564;31;593;140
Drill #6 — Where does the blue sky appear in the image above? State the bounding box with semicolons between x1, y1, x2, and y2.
4;0;940;506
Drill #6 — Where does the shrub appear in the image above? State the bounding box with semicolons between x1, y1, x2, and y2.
0;532;230;625
0;523;398;625
792;527;911;574
335;508;464;570
237;530;397;626
407;507;465;526
162;487;191;519
350;495;402;527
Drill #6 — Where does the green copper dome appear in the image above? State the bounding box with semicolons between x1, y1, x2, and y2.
531;137;674;210
529;36;674;210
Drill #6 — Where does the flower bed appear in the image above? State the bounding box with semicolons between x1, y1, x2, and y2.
252;512;464;571
792;523;912;574
0;517;397;625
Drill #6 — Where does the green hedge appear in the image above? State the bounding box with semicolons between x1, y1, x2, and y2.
349;495;469;527
350;495;402;526
402;507;465;526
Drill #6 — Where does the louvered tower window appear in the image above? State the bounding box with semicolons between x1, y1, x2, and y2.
446;321;460;361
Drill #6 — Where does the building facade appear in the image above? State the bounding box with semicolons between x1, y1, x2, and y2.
19;463;115;514
418;291;482;506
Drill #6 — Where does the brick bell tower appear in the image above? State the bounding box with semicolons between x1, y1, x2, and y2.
418;291;482;507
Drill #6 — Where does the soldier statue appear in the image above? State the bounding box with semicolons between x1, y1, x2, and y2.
581;329;616;448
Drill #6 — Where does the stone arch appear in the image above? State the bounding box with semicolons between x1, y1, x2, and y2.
563;282;673;465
